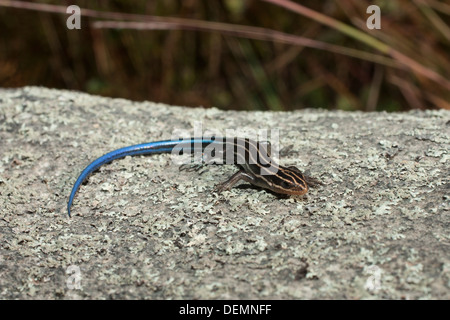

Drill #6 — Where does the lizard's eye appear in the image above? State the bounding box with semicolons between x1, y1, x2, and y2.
280;181;291;189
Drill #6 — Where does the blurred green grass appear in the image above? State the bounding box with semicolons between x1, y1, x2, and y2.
0;0;449;111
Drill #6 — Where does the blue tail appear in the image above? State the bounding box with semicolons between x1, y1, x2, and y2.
67;138;216;217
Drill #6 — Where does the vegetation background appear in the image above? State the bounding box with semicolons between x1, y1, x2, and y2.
1;0;449;111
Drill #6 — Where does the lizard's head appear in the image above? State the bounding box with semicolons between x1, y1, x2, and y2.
273;166;309;195
257;165;309;196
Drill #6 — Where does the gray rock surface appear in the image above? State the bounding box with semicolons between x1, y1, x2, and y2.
0;86;448;299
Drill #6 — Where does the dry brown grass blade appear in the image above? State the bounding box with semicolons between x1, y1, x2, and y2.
366;65;384;112
424;0;450;16
388;74;425;110
413;0;450;42
91;20;401;69
425;92;450;110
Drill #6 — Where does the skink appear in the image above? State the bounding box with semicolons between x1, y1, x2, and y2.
67;137;317;217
